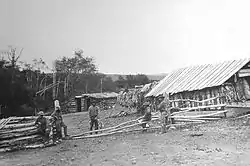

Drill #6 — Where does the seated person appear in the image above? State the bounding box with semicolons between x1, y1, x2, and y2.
49;115;62;143
51;106;69;138
35;111;50;143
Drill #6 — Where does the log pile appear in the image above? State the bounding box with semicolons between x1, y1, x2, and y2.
0;116;45;152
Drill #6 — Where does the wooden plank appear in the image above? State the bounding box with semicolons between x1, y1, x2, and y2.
0;128;38;140
239;69;250;73
172;110;228;119
0;134;41;147
72;121;206;139
171;104;226;116
238;69;250;77
239;73;250;77
174;119;206;123
0;126;37;135
170;96;224;104
2;122;35;130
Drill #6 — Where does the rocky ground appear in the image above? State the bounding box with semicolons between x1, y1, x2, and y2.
1;105;250;166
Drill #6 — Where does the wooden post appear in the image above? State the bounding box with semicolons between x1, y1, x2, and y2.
52;72;56;99
174;94;178;108
64;77;67;98
211;89;215;110
190;92;194;108
56;77;60;98
193;93;197;108
206;89;211;105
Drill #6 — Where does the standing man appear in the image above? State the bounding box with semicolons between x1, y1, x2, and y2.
88;102;99;134
158;94;171;134
139;101;152;130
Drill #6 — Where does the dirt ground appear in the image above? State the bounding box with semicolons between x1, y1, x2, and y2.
1;105;250;166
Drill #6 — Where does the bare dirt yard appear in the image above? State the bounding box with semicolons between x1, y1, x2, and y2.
1;105;250;166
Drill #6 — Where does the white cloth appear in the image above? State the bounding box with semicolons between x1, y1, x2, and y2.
54;100;60;110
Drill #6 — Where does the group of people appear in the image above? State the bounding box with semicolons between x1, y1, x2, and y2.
35;105;69;145
138;94;173;133
35;96;173;143
87;95;173;134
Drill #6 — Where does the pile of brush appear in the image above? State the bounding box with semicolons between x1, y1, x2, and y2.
0;116;45;152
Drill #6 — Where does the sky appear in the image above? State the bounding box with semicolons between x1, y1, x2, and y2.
0;0;250;74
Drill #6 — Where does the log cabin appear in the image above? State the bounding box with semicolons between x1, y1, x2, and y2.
146;58;250;116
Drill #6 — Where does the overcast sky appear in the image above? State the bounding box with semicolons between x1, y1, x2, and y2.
0;0;250;74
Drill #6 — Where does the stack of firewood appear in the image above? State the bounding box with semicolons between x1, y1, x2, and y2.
0;116;44;152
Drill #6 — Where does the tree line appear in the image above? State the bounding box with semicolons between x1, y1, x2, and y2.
0;47;151;117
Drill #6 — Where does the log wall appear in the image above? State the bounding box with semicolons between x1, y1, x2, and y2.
168;77;250;109
0;116;44;152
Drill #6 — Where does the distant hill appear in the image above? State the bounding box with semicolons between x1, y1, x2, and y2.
104;73;167;81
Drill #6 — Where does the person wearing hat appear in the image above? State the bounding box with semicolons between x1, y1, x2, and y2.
35;111;50;142
88;102;99;134
139;101;152;130
158;94;171;134
51;106;69;138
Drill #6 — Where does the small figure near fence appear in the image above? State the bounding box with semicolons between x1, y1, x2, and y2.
35;111;50;144
158;94;171;134
88;102;99;134
138;101;152;131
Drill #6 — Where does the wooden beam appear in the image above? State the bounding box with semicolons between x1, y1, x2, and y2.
172;110;228;119
239;73;250;77
171;104;226;116
239;69;250;73
238;69;250;77
72;121;206;139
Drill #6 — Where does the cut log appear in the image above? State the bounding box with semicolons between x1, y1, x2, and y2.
0;135;42;148
174;119;206;123
0;127;38;140
71;116;145;137
9;116;50;121
71;117;160;137
2;122;35;130
0;130;38;140
0;126;37;135
10;116;37;121
171;104;226;116
0;143;48;153
172;110;228;119
170;96;224;104
110;117;161;133
185;117;221;120
72;121;206;139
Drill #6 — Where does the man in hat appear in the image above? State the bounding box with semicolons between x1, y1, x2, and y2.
138;101;152;130
35;111;50;142
51;106;69;138
158;94;171;134
88;102;99;134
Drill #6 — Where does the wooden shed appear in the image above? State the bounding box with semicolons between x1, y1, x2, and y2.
75;92;118;112
146;58;250;113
